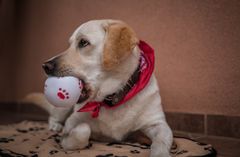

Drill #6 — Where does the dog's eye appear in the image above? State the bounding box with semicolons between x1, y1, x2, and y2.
78;39;90;48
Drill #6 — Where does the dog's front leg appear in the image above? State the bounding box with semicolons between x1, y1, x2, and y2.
62;103;89;134
48;107;72;132
61;123;91;150
143;122;173;157
62;111;82;134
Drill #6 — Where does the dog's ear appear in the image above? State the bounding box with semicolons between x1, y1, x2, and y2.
102;22;139;70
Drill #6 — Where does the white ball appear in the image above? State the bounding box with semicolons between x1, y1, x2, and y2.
44;76;82;107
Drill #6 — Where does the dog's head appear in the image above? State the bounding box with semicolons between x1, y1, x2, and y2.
42;20;139;103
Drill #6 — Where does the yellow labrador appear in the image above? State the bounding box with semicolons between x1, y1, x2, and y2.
28;19;173;157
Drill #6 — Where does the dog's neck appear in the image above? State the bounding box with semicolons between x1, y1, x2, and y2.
103;62;140;106
95;47;141;102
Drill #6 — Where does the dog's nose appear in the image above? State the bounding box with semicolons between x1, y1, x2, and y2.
42;60;56;75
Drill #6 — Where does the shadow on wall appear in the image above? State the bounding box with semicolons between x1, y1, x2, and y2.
0;0;240;116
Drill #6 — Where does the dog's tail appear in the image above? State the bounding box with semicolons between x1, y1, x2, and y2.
21;92;54;114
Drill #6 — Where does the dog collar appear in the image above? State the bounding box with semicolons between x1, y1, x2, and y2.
103;63;141;107
77;40;155;118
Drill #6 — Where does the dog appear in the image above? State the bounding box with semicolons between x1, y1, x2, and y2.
27;19;173;157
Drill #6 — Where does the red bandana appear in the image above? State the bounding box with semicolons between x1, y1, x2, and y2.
77;40;155;118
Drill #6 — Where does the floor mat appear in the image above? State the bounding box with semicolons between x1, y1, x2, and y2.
0;121;216;157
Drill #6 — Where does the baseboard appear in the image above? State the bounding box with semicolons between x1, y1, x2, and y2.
166;111;240;139
0;102;239;139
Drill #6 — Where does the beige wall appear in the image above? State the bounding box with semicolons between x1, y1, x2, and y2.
1;0;240;116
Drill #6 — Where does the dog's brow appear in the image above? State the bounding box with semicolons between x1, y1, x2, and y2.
76;34;90;42
69;33;85;44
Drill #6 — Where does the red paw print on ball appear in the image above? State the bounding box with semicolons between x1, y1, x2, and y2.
57;88;69;100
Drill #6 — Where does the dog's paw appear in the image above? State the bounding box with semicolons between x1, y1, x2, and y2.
150;142;171;157
48;117;63;132
61;125;90;150
61;135;87;151
150;150;171;157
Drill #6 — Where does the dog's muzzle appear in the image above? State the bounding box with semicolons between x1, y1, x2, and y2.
42;58;90;103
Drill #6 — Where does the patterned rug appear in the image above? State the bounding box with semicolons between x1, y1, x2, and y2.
0;121;216;157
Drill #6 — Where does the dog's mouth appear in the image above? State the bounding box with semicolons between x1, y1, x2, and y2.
77;79;91;104
48;71;91;104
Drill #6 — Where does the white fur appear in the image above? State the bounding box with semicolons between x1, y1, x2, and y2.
45;20;173;157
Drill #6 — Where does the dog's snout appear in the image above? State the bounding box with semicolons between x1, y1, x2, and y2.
42;60;56;75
